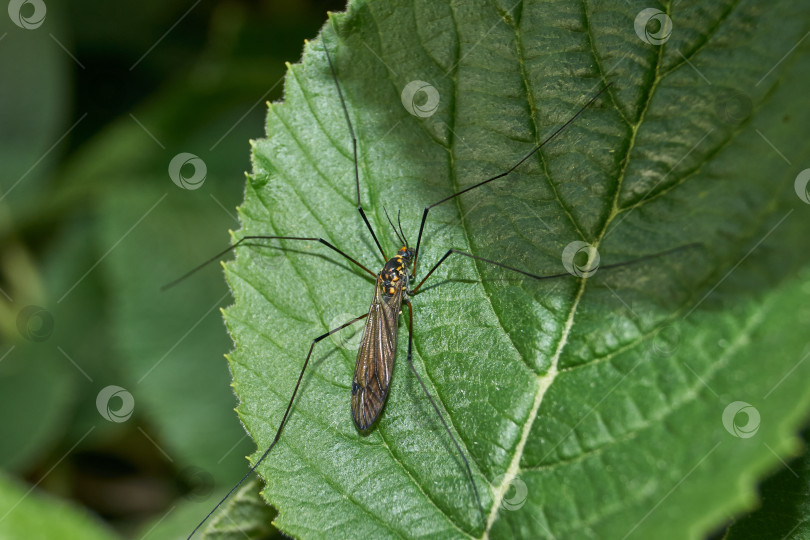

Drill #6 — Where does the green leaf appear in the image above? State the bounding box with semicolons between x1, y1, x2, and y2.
201;479;279;540
0;217;119;470
130;482;278;540
0;8;70;213
0;5;78;472
0;471;116;540
723;426;810;539
223;0;810;538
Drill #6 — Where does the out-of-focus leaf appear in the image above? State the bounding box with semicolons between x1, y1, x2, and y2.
0;471;117;540
0;5;78;472
0;217;120;470
723;427;810;539
56;62;288;486
0;8;69;211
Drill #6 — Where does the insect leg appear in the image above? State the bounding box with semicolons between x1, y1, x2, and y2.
162;235;375;291
412;244;701;294
322;35;386;262
188;312;369;539
402;300;485;529
411;83;613;278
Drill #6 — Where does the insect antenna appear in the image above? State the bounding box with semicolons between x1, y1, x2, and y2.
384;205;406;248
397;210;409;249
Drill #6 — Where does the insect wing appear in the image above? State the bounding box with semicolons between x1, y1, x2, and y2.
351;276;402;430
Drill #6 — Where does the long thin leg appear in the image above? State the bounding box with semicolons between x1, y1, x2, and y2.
412;243;700;295
188;313;369;539
323;36;386;262
162;235;376;291
411;83;613;277
403;300;485;529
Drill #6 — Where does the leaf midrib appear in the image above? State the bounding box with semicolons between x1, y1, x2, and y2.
482;0;673;534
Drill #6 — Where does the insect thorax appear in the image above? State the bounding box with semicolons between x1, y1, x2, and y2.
380;249;412;298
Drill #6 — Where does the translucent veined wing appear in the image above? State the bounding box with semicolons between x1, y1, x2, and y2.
351;275;403;430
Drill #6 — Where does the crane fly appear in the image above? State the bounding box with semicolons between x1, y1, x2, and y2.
351;239;411;430
164;26;697;539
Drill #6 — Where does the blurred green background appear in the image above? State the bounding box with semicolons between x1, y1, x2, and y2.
0;1;342;537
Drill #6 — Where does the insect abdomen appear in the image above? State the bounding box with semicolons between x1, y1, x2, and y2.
350;275;402;430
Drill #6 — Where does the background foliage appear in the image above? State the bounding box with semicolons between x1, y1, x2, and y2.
1;0;810;539
0;1;338;538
